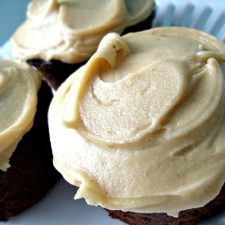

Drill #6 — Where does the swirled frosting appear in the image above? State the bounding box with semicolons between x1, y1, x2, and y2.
11;0;154;64
0;60;41;171
48;28;225;216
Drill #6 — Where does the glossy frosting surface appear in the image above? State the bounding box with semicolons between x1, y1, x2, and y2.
12;0;154;63
0;60;41;171
48;28;225;216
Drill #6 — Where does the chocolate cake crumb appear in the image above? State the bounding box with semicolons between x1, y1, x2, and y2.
107;184;225;225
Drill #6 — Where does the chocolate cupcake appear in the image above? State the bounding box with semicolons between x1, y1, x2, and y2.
48;28;225;225
0;60;59;221
11;0;155;89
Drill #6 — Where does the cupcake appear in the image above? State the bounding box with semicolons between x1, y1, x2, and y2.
11;0;155;89
0;60;59;221
48;27;225;225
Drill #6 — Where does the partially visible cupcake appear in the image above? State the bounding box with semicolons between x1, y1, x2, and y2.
48;28;225;225
11;0;155;89
0;60;59;221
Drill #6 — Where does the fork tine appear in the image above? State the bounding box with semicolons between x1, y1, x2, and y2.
194;6;213;31
210;12;225;38
175;3;195;27
162;4;176;26
153;4;176;27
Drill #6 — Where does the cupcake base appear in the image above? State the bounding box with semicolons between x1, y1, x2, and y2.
0;82;59;221
27;59;83;90
107;184;225;225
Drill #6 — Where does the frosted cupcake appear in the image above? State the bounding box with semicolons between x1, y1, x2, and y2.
0;60;59;221
48;28;225;225
11;0;155;89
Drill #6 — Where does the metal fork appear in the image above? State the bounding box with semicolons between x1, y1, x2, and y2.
152;0;225;42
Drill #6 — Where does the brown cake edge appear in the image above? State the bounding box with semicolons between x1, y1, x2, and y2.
0;82;60;221
107;183;225;225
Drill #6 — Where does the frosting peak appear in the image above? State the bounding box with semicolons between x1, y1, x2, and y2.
63;33;129;129
48;28;225;216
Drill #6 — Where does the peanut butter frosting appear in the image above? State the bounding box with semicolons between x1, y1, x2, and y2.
0;60;41;171
48;28;225;216
11;0;154;64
